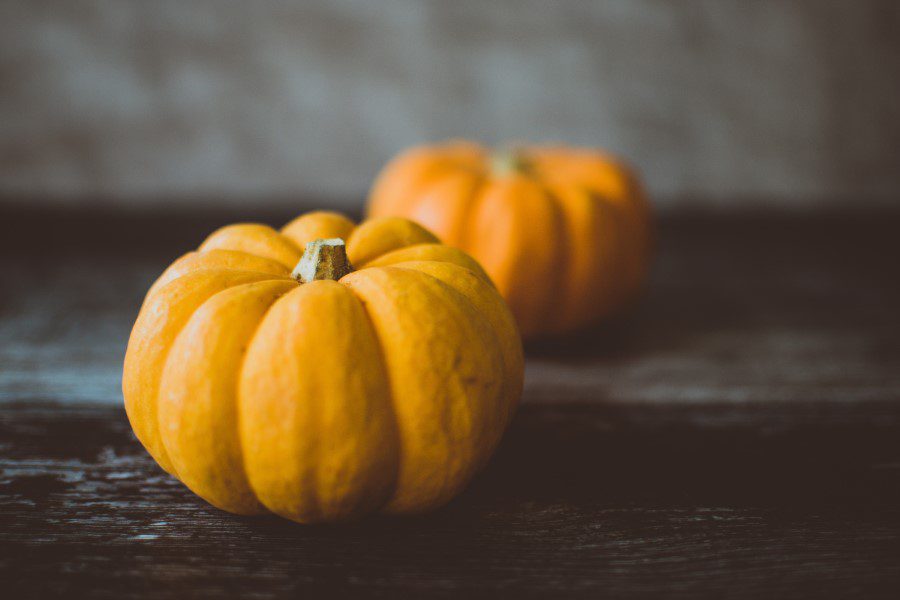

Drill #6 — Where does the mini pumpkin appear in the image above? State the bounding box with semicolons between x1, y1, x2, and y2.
123;212;523;523
367;141;653;337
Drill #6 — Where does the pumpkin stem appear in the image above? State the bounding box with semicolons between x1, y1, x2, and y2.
291;238;353;283
491;147;532;177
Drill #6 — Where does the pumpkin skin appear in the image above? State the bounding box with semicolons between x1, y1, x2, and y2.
367;141;653;338
123;212;523;523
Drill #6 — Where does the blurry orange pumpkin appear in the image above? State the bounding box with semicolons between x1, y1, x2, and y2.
123;211;523;523
368;141;653;337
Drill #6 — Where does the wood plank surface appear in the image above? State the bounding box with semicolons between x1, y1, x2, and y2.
1;206;899;597
2;402;899;598
2;207;899;407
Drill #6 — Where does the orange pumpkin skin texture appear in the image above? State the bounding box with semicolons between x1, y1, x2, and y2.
367;141;653;337
123;212;523;523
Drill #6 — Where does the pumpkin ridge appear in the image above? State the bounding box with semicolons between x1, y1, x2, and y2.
331;280;402;517
196;248;294;266
570;185;632;314
458;176;489;252
391;267;507;505
565;158;651;305
147;268;292;316
158;266;291;291
403;168;485;247
466;177;567;336
388;263;514;432
456;176;492;254
368;147;464;218
231;280;309;514
346;217;440;268
124;269;279;476
237;282;398;522
584;188;630;315
338;275;404;514
149;249;290;298
232;284;303;517
397;261;525;425
238;286;326;521
362;243;493;286
280;211;357;249
156;276;290;496
341;268;436;512
343;266;505;513
199;223;303;269
531;180;575;331
546;182;618;329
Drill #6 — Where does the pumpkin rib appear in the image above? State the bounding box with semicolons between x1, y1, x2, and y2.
280;211;357;249
238;281;400;523
311;279;402;519
148;249;291;298
537;151;638;318
464;175;568;337
238;286;326;521
346;216;440;268
441;139;491;171
302;281;399;522
581;185;643;311
199;223;303;269
564;153;651;304
586;188;633;314
401;169;487;247
385;261;522;436
157;279;296;515
444;172;489;255
362;243;494;286
123;268;288;476
543;181;622;330
369;141;486;219
529;179;576;332
369;150;456;218
341;266;506;514
537;180;591;331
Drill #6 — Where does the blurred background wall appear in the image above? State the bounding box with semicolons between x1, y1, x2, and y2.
1;0;898;210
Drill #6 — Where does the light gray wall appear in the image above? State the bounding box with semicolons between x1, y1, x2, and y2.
1;0;898;209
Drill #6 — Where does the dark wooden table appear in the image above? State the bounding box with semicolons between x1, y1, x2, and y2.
2;206;899;598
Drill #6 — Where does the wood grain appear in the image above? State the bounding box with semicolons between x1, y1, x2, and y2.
1;402;899;598
1;207;899;597
2;207;899;407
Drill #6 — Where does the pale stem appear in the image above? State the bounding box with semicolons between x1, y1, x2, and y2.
292;238;353;283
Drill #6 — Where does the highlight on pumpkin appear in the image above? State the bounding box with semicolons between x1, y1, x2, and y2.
367;140;653;338
123;211;524;524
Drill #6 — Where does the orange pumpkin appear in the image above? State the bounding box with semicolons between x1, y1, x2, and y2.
123;212;523;523
367;141;653;337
